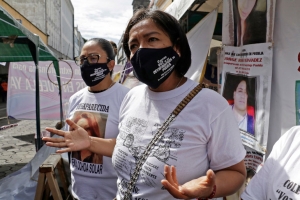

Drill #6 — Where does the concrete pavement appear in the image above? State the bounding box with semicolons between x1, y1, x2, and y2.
0;116;57;180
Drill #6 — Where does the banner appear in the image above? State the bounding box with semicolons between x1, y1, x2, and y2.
7;61;85;120
185;9;218;82
164;0;195;21
267;0;300;155
222;0;276;173
222;43;273;156
7;61;127;120
222;0;276;46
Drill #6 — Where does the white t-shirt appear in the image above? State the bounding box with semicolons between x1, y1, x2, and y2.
241;126;300;200
112;78;246;200
66;83;129;200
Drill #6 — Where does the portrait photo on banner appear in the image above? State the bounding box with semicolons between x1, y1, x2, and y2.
223;0;275;46
222;73;257;136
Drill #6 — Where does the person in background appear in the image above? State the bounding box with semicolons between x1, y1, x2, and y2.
43;9;246;200
241;126;300;200
62;38;129;199
1;79;7;103
109;40;118;55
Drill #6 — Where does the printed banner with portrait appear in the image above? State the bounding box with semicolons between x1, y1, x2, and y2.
222;0;275;46
221;43;273;171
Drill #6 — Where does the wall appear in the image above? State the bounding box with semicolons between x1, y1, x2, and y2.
0;0;48;44
60;0;74;59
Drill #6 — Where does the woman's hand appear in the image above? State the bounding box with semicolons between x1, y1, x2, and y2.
161;165;215;199
42;118;91;153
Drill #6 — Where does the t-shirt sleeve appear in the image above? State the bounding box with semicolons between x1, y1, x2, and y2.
208;106;246;170
241;126;298;200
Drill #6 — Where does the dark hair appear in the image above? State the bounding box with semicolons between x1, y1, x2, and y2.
233;0;267;46
234;78;247;90
122;8;191;76
88;38;115;61
109;40;118;53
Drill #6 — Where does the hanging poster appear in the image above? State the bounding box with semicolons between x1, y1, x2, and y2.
221;43;273;171
222;0;276;46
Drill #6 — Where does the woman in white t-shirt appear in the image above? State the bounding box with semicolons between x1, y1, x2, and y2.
43;9;246;200
63;38;129;199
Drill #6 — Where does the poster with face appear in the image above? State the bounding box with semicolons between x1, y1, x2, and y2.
71;111;107;164
222;0;276;175
222;0;276;46
223;73;257;136
221;43;273;174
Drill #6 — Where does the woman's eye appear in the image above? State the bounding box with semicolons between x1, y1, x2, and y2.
129;44;137;50
149;37;158;42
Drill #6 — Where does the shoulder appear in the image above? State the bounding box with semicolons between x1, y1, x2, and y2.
69;87;87;102
276;126;300;149
114;82;130;92
195;86;231;114
123;84;147;100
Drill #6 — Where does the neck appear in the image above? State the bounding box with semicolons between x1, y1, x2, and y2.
232;106;247;122
240;20;246;45
88;75;113;92
149;72;186;92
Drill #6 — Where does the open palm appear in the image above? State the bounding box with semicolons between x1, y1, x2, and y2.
42;119;91;153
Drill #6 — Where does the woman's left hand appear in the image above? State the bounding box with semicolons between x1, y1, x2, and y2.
161;165;215;199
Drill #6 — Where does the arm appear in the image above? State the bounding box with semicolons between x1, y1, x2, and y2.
43;118;116;157
214;160;246;197
161;160;246;199
88;136;116;157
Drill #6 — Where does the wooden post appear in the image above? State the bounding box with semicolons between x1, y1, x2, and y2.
35;153;70;200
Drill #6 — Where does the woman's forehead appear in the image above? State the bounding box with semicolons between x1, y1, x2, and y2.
130;19;161;35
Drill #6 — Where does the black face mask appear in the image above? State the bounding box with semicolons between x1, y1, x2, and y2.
80;60;110;87
130;47;180;89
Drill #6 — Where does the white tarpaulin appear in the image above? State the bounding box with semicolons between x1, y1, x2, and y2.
7;61;84;120
7;61;124;120
164;0;195;20
267;0;300;155
185;9;218;81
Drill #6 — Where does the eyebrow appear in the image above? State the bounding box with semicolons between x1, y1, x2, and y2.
80;53;100;58
128;31;161;44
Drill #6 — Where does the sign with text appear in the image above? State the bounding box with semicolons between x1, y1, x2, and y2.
221;43;273;172
7;61;85;120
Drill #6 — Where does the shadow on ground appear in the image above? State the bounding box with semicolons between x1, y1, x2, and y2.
13;133;35;144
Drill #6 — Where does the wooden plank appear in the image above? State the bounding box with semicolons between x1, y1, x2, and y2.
57;159;70;198
39;154;61;173
46;172;63;200
34;173;46;200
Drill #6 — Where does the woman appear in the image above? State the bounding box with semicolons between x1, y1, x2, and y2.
44;9;246;199
63;38;129;199
233;0;267;46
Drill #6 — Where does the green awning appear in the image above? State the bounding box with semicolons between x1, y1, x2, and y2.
0;5;63;150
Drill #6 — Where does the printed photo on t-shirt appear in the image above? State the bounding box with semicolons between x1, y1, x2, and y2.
71;111;107;164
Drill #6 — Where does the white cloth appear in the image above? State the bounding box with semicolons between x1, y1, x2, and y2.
241;126;300;200
66;83;129;200
112;78;246;200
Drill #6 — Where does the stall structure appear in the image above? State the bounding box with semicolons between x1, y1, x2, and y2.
0;5;63;150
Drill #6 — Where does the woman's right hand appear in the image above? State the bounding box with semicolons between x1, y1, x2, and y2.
42;118;91;153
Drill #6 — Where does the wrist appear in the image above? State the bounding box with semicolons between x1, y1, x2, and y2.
88;136;92;150
198;185;216;200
